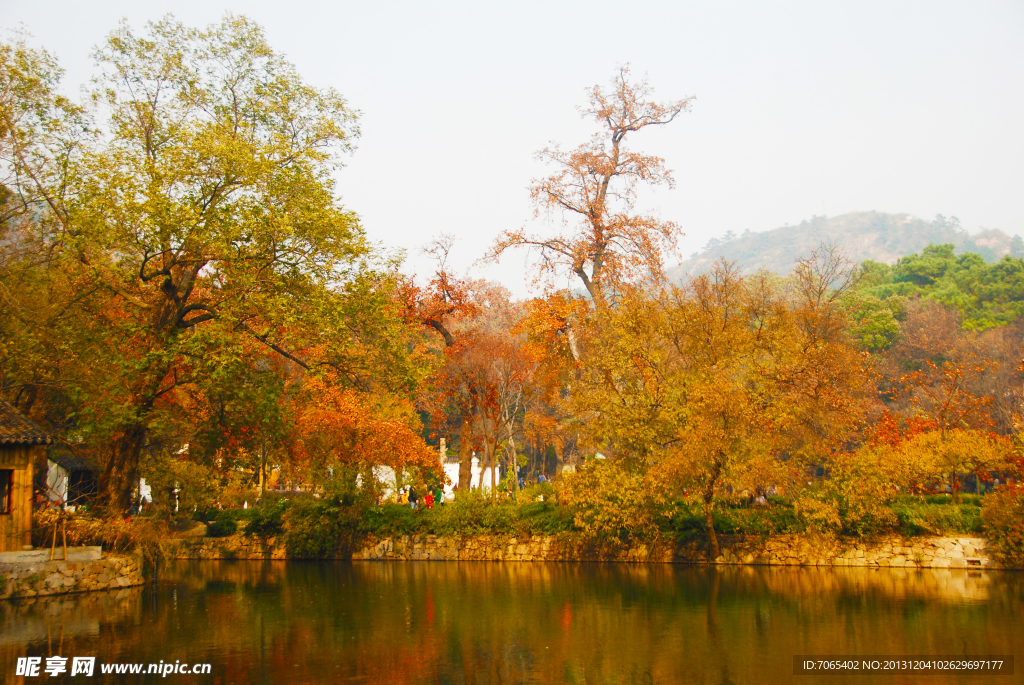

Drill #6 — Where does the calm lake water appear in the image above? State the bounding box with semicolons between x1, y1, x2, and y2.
1;561;1021;684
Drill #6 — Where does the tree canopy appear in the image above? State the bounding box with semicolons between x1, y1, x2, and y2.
1;16;429;511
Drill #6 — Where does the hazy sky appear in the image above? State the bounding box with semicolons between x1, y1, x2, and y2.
4;1;1023;294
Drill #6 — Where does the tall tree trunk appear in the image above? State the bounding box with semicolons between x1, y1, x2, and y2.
99;357;168;514
509;436;518;499
260;439;268;499
490;443;498;502
703;500;720;560
457;416;473;497
703;460;723;560
99;423;147;514
482;438;495;501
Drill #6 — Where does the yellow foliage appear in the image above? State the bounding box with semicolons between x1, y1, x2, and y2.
560;460;662;546
897;429;1012;498
795;450;899;537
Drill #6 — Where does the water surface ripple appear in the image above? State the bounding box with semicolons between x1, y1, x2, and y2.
2;561;1021;684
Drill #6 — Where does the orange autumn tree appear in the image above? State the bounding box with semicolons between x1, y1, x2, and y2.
401;235;482;490
514;295;583;478
423;282;541;499
487;66;693;311
404;235;479;348
876;329;1003;500
563;250;868;556
292;377;438;495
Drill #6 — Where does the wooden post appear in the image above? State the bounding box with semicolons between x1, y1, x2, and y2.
22;456;34;549
49;512;67;561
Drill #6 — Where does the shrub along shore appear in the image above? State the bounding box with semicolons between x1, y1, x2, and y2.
156;483;1021;568
31;481;1023;570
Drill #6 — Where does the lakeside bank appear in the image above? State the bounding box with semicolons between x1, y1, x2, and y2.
168;531;1009;569
0;532;1010;601
1;547;144;599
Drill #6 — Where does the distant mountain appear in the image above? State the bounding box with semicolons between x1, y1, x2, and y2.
671;212;1024;278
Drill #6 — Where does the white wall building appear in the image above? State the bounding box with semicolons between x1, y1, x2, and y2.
441;454;500;497
45;449;99;509
361;440;501;499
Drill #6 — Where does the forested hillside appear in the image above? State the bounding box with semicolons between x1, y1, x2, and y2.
673;212;1024;278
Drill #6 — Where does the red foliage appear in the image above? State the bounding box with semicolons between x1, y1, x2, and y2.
291;378;437;475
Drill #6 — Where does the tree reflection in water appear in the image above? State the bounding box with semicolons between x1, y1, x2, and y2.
2;561;1021;684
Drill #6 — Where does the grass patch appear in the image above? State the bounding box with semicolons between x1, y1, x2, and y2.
892;496;984;535
359;490;576;540
663;500;806;543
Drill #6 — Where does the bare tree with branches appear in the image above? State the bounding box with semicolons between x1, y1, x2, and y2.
487;66;694;310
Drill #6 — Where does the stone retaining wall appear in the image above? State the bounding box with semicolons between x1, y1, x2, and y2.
352;534;1002;569
1;556;144;599
167;532;1007;568
170;535;287;560
698;534;995;569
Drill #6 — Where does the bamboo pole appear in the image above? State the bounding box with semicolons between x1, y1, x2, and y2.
49;519;57;560
49;513;68;561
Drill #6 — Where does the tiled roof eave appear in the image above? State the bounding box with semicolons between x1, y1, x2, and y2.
0;397;52;445
0;436;51;446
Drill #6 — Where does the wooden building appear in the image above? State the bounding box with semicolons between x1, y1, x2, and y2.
0;398;49;552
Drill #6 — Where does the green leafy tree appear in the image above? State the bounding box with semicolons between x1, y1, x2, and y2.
1;17;423;512
843;293;906;352
858;244;1024;331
